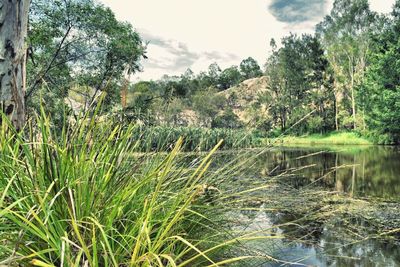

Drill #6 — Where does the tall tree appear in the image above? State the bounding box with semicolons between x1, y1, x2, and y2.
362;1;400;143
203;62;220;88
218;65;242;90
317;0;377;130
0;0;30;130
264;34;334;133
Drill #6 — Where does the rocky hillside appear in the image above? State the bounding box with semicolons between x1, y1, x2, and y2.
218;76;269;125
174;76;269;127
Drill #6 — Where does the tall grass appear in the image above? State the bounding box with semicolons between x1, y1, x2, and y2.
0;106;277;266
130;126;262;152
272;132;372;146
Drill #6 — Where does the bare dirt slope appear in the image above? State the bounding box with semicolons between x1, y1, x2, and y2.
218;76;269;125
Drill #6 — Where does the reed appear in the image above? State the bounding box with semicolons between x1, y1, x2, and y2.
130;126;262;152
0;105;277;266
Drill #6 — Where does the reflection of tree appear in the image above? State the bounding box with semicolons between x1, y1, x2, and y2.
350;154;356;197
208;147;400;266
335;153;343;192
250;146;400;199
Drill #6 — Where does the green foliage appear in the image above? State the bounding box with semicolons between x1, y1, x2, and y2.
0;107;269;266
305;115;324;134
218;66;243;90
130;125;261;152
361;2;400;143
276;132;372;145
263;34;334;134
27;0;146;113
207;63;222;88
212;109;244;129
240;57;263;80
316;0;377;130
26;0;400;144
163;98;187;125
192;88;227;126
127;81;156;112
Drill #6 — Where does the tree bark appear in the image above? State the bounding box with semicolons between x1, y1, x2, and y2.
351;74;356;130
0;0;30;130
334;80;339;131
331;57;342;131
349;56;357;130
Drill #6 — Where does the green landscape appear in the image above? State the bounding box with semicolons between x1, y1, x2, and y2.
0;0;399;266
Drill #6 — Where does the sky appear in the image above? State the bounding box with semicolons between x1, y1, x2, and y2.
100;0;396;81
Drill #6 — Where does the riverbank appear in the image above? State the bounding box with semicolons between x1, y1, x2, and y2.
270;132;372;146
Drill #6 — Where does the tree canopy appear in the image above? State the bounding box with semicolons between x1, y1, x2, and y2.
27;0;146;121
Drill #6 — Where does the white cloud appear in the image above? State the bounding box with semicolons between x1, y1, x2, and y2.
100;0;396;81
369;0;395;14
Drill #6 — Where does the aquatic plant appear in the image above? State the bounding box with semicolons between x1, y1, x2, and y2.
0;105;276;266
130;126;262;152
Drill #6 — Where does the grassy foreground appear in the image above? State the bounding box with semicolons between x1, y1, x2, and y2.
271;132;372;146
0;107;276;266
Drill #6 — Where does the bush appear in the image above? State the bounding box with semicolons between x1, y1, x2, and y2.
363;130;396;145
211;110;243;129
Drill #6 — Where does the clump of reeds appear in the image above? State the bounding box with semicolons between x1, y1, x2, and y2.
0;104;276;266
130;126;262;152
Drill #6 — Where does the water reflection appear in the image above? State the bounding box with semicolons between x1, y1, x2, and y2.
231;208;400;266
217;145;400;266
257;146;400;199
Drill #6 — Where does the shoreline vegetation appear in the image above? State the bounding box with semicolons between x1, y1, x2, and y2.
0;111;280;266
130;125;262;152
270;132;373;146
130;126;380;152
1;111;398;265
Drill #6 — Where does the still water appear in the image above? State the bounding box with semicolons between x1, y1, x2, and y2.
260;145;400;200
223;145;400;266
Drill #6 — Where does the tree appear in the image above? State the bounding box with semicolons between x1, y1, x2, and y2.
212;109;243;129
317;0;377;130
192;88;226;126
264;34;334;133
128;81;154;111
218;65;242;90
0;0;30;130
179;68;200;97
362;1;400;143
239;57;262;80
27;0;146;116
207;62;221;88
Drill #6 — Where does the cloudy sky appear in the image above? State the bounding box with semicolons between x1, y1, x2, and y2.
100;0;395;81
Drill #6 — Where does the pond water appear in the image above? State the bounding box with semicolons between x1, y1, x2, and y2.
260;145;400;200
220;145;400;266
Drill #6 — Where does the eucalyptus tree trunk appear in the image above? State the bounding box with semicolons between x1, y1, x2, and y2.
334;80;339;131
0;0;30;130
350;71;356;130
348;55;357;130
